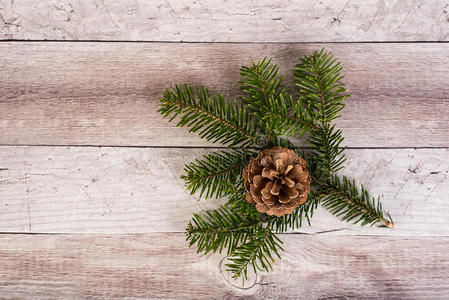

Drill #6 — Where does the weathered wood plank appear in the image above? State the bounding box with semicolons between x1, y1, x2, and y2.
0;233;448;299
0;146;447;235
1;0;448;42
1;42;448;147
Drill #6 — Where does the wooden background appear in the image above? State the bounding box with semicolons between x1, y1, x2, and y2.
1;0;449;298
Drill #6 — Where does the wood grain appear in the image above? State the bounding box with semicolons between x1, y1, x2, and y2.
0;233;448;299
0;146;447;235
1;0;448;42
1;1;448;298
1;42;448;147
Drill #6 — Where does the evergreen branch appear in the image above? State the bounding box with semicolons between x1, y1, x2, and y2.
225;179;262;219
226;222;283;282
185;205;262;255
309;124;346;181
294;49;349;181
295;49;393;228
239;57;286;108
240;58;311;137
266;94;313;137
266;135;297;151
294;49;347;124
321;175;394;228
270;190;321;232
158;50;395;282
159;84;258;147
182;148;255;199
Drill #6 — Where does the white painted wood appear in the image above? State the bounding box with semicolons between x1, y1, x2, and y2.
1;1;447;297
1;42;448;147
1;0;448;42
0;233;448;298
0;146;447;235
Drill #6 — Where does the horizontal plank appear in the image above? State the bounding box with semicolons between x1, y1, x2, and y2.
0;234;448;298
0;146;447;235
1;1;448;42
1;43;448;147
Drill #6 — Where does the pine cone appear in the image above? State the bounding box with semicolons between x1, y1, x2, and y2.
243;146;312;217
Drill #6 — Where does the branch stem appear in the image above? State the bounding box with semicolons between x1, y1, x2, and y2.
172;101;256;143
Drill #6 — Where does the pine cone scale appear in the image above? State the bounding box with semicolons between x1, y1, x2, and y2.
253;175;266;188
271;181;282;195
284;177;295;187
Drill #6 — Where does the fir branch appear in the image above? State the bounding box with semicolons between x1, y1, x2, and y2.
294;49;349;181
295;49;393;228
266;94;313;137
186;205;262;255
182;148;255;199
225;178;262;219
159;84;258;147
294;49;347;124
321;175;394;228
265;135;297;151
226;222;283;282
158;50;395;282
239;57;286;109
309;124;346;181
270;191;321;232
240;58;311;137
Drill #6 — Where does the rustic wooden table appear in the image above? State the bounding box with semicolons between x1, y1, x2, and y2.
1;1;449;299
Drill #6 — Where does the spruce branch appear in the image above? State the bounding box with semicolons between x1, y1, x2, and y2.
182;148;255;199
186;205;262;256
226;221;283;282
321;175;394;228
159;84;258;147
